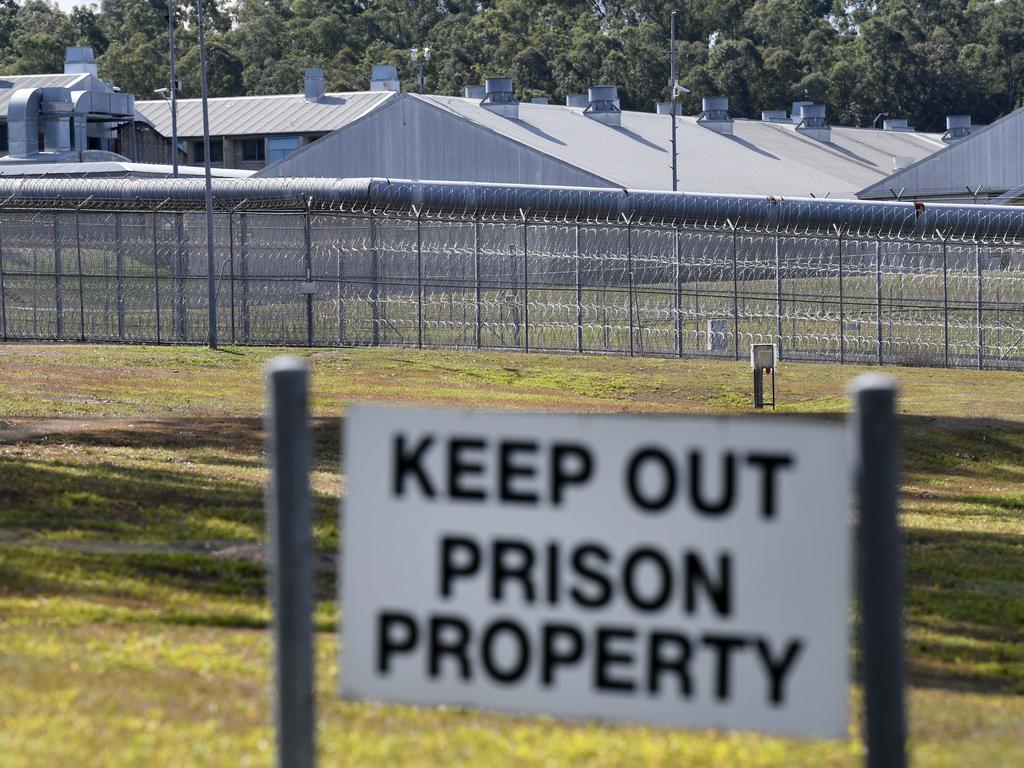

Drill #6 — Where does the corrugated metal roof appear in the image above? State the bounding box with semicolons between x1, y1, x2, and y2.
421;94;943;197
0;160;253;178
134;91;397;138
0;73;91;116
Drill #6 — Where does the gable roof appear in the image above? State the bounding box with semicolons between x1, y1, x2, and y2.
858;105;1024;201
134;91;397;138
255;92;942;198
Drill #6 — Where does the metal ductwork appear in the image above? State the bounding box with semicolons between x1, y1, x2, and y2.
883;118;913;132
761;110;789;123
304;68;325;103
943;115;972;142
793;103;830;141
370;64;400;93
7;87;75;157
463;85;486;99
566;94;589;108
64;47;97;76
697;96;732;135
1;177;1022;241
480;78;518;118
584;85;621;127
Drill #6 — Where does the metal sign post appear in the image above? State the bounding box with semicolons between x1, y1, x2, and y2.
851;375;906;768
751;343;777;409
265;357;316;768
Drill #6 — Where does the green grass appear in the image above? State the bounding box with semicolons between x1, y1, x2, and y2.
0;343;1022;766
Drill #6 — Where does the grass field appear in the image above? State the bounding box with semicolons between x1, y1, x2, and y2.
0;343;1021;766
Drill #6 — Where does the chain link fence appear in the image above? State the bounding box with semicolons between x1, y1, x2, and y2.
0;178;1021;369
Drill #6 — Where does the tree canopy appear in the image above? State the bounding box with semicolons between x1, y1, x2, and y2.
1;0;1021;131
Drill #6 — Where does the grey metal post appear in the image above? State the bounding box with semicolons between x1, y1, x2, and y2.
731;226;739;360
336;226;345;346
238;213;250;343
775;234;782;359
838;229;846;365
976;243;983;369
264;356;316;768
152;211;161;344
74;209;85;341
416;214;423;348
669;11;678;192
850;374;906;768
167;0;178;176
54;215;64;338
115;214;126;340
0;218;6;341
674;226;682;358
227;211;236;344
473;218;481;348
522;217;529;353
575;224;583;353
370;215;380;346
875;239;883;365
304;208;314;348
174;213;187;341
197;0;217;349
941;237;949;367
627;223;635;356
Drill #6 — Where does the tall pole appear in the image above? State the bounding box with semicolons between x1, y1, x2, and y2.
167;0;178;176
670;11;678;192
198;0;217;349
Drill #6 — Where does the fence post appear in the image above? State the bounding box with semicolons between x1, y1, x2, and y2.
370;214;380;347
941;233;949;367
152;211;162;344
851;374;907;768
976;242;983;369
264;356;316;768
675;226;682;358
415;212;423;349
227;211;236;345
337;219;346;347
522;212;529;353
75;208;85;342
115;214;126;340
304;206;314;348
474;218;482;348
0;217;7;341
837;225;845;365
876;239;883;366
627;220;635;357
575;224;583;353
175;213;187;341
731;224;739;360
240;213;250;343
775;234;782;360
54;215;64;339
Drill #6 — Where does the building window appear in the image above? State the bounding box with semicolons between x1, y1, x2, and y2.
241;138;265;162
0;122;7;155
267;136;300;163
192;138;224;163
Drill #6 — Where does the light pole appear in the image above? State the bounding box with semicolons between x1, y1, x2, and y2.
166;0;178;175
197;0;217;349
670;11;677;192
411;46;430;94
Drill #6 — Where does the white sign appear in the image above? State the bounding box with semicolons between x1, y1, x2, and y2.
340;407;851;738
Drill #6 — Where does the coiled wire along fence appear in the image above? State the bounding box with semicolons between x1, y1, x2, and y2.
0;177;1022;369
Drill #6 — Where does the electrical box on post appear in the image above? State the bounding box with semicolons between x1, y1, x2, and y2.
750;343;777;409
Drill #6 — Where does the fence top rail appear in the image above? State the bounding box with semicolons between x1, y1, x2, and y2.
1;177;1023;243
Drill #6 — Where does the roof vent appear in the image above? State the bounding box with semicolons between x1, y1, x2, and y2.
463;85;486;99
566;93;589;108
64;47;97;77
370;64;400;92
304;68;325;102
883;118;914;132
794;103;830;141
656;102;682;115
584;85;621;127
790;101;814;124
761;110;789;123
481;77;518;118
697;95;732;135
530;96;549;105
943;115;972;142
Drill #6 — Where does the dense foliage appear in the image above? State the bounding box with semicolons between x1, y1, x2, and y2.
1;0;1022;131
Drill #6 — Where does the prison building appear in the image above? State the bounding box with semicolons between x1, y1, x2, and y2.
135;70;944;199
0;47;136;162
858;107;1024;205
